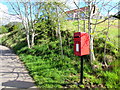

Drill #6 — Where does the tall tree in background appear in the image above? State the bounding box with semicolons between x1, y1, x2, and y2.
8;0;67;57
8;0;43;48
7;0;118;61
40;1;66;57
73;0;119;64
87;0;96;63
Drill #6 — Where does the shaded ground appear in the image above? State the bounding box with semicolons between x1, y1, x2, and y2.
0;45;37;89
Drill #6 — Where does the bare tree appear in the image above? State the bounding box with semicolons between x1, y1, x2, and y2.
72;0;118;64
56;6;64;57
87;0;96;63
8;0;42;48
87;0;118;64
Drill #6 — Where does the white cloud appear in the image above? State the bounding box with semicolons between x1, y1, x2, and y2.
0;3;22;26
0;3;8;13
8;14;22;22
65;0;80;10
109;11;118;15
0;3;9;25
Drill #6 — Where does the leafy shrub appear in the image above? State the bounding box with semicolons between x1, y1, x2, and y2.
17;47;29;54
2;19;119;88
0;35;8;44
13;41;27;53
18;52;80;88
103;71;119;88
0;26;8;34
94;34;118;62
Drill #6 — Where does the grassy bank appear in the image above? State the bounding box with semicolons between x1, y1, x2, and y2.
0;19;119;88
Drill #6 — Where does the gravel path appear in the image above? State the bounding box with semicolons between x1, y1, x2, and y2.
0;45;37;89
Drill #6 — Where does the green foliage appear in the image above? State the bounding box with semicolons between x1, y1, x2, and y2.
0;26;8;34
19;53;79;88
94;34;119;62
103;71;120;88
12;23;23;31
34;19;57;44
84;72;102;85
1;16;119;89
17;47;29;54
1;24;26;51
13;41;27;53
5;22;23;32
79;85;85;88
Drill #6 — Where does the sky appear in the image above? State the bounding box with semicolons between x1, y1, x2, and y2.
0;0;119;25
0;2;22;25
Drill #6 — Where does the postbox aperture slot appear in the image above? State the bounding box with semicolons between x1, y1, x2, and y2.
74;36;80;38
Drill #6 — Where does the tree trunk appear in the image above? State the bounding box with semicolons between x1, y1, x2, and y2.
26;31;31;48
88;1;95;64
56;29;58;37
55;21;58;37
103;11;110;67
83;19;86;32
31;30;35;47
78;13;80;32
90;35;95;62
58;20;64;57
57;7;64;58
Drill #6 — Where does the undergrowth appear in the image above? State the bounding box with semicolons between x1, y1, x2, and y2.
1;20;120;88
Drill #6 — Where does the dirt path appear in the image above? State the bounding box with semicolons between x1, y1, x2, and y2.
0;45;37;89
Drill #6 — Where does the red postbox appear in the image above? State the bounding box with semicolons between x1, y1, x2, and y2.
74;32;90;56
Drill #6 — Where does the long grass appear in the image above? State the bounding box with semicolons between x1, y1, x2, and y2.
62;19;118;48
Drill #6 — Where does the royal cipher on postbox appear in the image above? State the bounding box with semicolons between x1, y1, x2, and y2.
74;32;90;56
